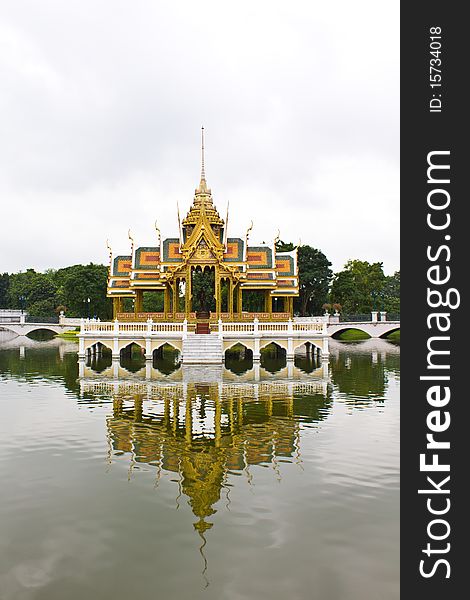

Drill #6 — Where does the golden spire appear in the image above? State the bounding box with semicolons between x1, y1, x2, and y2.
224;201;229;250
201;126;206;183
196;126;209;195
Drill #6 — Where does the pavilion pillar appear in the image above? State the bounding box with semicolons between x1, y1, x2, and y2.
164;286;170;316
228;279;233;319
283;296;289;314
113;297;120;319
215;271;221;318
172;281;178;315
238;286;243;316
185;272;191;317
135;290;143;315
265;291;272;315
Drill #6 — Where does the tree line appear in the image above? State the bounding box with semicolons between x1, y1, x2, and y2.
0;246;399;319
0;264;112;319
275;241;399;316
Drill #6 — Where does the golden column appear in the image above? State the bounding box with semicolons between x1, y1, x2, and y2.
185;271;192;317
164;286;170;316
265;291;272;314
135;290;143;314
113;297;121;319
214;267;220;318
228;279;233;319
172;280;178;315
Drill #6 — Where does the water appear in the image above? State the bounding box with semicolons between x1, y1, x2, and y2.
0;333;399;600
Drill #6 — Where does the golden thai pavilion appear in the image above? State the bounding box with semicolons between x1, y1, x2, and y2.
107;130;299;322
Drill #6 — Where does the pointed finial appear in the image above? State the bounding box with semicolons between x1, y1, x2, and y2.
154;219;161;245
177;202;182;249
128;229;134;254
106;239;113;276
201;126;206;182
245;220;253;243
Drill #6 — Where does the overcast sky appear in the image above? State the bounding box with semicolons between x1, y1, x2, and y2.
0;1;399;275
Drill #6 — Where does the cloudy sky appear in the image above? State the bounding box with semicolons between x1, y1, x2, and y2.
0;1;399;275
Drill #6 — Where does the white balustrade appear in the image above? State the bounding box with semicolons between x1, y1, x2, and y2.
79;318;329;340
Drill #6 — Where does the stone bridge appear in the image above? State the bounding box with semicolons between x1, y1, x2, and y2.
0;314;81;337
326;321;400;339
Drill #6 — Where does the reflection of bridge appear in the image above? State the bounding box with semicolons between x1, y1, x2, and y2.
79;359;330;383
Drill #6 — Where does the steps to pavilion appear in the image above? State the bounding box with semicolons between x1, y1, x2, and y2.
182;332;223;364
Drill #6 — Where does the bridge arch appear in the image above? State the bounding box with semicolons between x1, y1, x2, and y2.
84;339;114;354
153;340;180;352
293;339;323;354
119;340;146;357
223;341;253;360
259;339;288;353
330;327;372;340
223;340;255;354
259;341;288;359
25;327;57;338
379;326;400;339
152;341;182;358
119;339;145;351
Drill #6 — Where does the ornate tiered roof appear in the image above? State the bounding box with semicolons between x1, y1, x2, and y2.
106;129;299;318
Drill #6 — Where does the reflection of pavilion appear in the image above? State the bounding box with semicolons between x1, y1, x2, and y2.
80;374;331;534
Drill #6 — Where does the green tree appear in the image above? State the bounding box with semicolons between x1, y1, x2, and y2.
382;271;400;313
275;241;332;316
191;269;216;312
55;263;112;319
331;260;387;314
142;291;164;313
0;273;10;308
8;269;58;317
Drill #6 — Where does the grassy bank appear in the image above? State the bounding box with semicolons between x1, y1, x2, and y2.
386;330;400;341
56;329;79;340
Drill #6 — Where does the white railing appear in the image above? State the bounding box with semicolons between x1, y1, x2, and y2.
292;322;324;333
151;322;184;333
80;318;327;337
80;319;186;336
221;323;255;333
0;310;25;323
219;318;327;337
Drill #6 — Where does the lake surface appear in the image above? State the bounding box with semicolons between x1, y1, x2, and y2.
0;334;399;600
